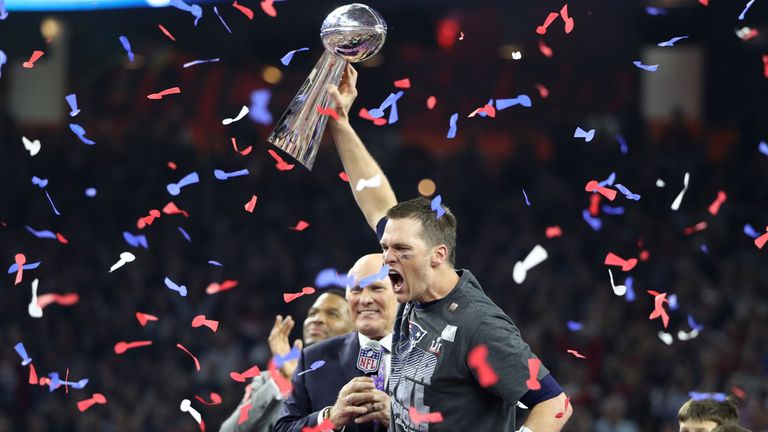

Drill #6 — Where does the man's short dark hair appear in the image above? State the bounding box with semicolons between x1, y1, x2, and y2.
678;396;740;425
386;197;457;266
324;287;347;300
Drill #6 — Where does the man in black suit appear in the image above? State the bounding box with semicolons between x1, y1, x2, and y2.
274;253;398;432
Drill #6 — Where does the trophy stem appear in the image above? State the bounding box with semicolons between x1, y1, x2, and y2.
268;51;347;170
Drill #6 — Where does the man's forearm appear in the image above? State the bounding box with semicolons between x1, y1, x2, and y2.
521;392;572;431
329;121;397;230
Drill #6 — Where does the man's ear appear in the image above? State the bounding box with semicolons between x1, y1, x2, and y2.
431;244;449;267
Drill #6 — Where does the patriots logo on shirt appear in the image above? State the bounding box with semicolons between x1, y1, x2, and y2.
409;321;427;344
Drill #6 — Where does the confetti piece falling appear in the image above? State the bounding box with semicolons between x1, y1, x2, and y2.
177;343;201;371
37;292;79;311
601;205;625;215
513;245;548;284
281;47;309;66
545;226;562;238
65;93;79;116
147;86;181;100
158;24;176;41
555;396;571;419
14;342;32;366
249;89;273;125
738;0;756;20
85;187;97;197
31;176;48;188
46;372;88;393
232;0;254;19
135;312;159;327
208;260;223;267
658;36;689;47
759;141;768;156
7;260;41;274
496;95;532;109
0;50;4;77
244;195;258;213
736;26;758;41
273;347;301;368
314;268;353;289
214;168;249;180
297;360;326;376
25;226;66;243
123;232;148;249
163;201;189;217
267;149;295;171
179;399;205;430
574;126;596;142
77;393;107;412
22;50;44;68
538;40;553;58
467;344;498;387
222;105;250;125
616;134;629;154
178;227;191;242
409;407;445;424
230;137;253;156
566;349;587;359
755;231;768;249
615;184;641;201
536;12;559;35
108;251;135;273
633;61;659;72
230;365;261;382
167;171;200;196
192;315;219;332
0;2;6;20
582;209;602;231
355;174;382;191
394;78;411;88
183;58;220;68
290;220;310;231
22;136;41;156
316;105;340;120
763;55;768;79
164;276;188;297
468;104;496;118
689;392;726;402
431;195;446;218
13;253;26;285
566;321;582;332
605;252;637;271
447;113;458;138
358;108;387;126
708;190;727;215
535;83;549;98
426;96;437;109
658;331;673;345
648;291;670;328
260;0;277;17
213;6;232;33
114;340;153;354
206;279;239;294
522;188;531;206
526;358;542;390
170;0;203;26
118;36;134;62
69;123;95;145
560;4;574;33
195;393;223;406
608;269;627;296
368;91;404;124
359;265;390;288
670;172;690;210
625;277;636;301
585;180;617;201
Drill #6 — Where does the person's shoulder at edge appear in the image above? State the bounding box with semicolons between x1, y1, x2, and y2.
446;269;509;321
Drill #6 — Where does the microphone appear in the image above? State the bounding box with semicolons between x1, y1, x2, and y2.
357;340;384;431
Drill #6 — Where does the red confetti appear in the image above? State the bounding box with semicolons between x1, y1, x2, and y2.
268;358;292;395
358;108;387;126
267;149;295;171
732;386;746;400
77;393;107;412
302;419;335;432
23;50;44;68
232;0;254;19
231;137;253;156
316;105;340;121
206;279;239;294
393;78;411;89
566;349;587;359
648;291;670;328
555;396;571;419
426;96;437;109
135;312;159;327
639;250;650;261
459;32;465;40
260;0;277;17
114;340;153;354
28;363;38;384
560;4;574;34
708;190;727;215
467;344;498;387
168;161;177;170
14;253;26;285
762;54;768;78
473;104;496;118
192;315;219;332
244;195;258;213
158;24;177;42
290;220;310;231
526;358;542;390
585;180;617;201
408;406;444;424
37;292;79;309
604;252;638;271
231;365;261;382
163;201;189;217
545;226;562;238
283;286;316;303
538;40;553;58
141;209;162;227
147;87;181;100
589;193;601;216
55;233;68;244
338;172;350;182
755;231;768;249
177;343;202;371
535;83;550;99
699;0;708;5
237;403;252;425
536;12;559;35
195;393;223;406
683;221;708;235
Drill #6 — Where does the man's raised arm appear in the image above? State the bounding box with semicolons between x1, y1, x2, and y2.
327;64;397;231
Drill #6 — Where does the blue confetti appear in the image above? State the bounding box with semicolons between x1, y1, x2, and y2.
657;36;689;47
208;260;223;267
522;188;531;206
25;226;57;240
687;314;704;332
758;141;768;157
170;0;203;26
178;227;191;242
616;134;628;154
738;0;756;20
431;195;446;219
249;90;273;125
700;244;709;254
496;94;532;110
744;224;761;239
668;294;679;311
280;47;309;66
645;6;667;15
574;127;595;142
447;113;458;139
123;231;148;249
164;276;188;297
167;171;200;196
315;268;353;289
85;187;97;197
689;392;726;402
601;205;625;215
65;93;80;116
44;191;61;216
566;321;583;332
14;342;32;366
582;209;602;231
213;6;232;33
0;1;6;20
0;49;6;77
273;346;301;368
214;168;249;180
297;360;326;376
69;123;95;145
368;91;404;124
615;184;641;201
118;35;134;62
47;372;88;393
359;265;390;288
183;58;220;68
598;172;616;187
633;61;659;72
624;276;636;302
31;176;48;189
477;98;494;117
8;261;42;274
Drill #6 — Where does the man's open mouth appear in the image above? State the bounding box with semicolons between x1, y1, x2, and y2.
389;269;404;290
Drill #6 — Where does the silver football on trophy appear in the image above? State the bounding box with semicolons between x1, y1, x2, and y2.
268;3;387;170
320;3;387;62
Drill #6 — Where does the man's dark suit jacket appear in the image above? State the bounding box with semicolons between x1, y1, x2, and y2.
274;331;380;432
